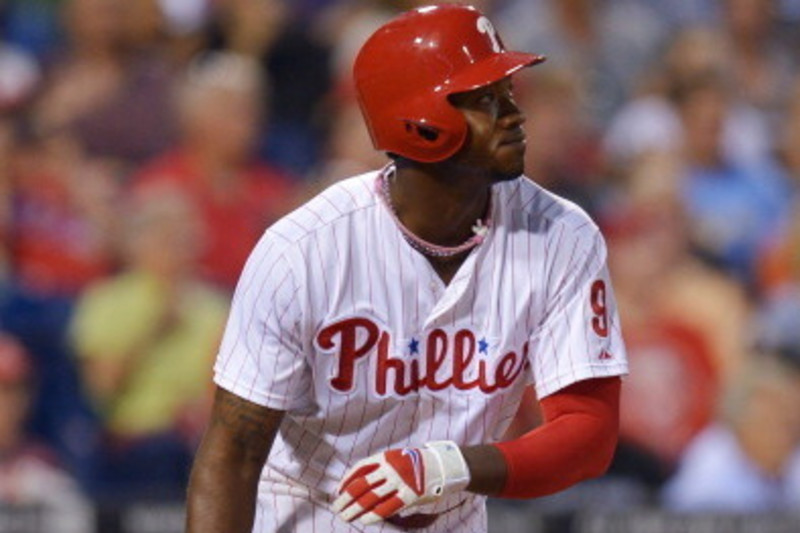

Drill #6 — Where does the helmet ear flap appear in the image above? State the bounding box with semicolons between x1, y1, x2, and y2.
387;97;467;162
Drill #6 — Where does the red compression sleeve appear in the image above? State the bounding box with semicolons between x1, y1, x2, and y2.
493;377;621;499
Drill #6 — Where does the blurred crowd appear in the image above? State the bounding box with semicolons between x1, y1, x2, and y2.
1;0;800;523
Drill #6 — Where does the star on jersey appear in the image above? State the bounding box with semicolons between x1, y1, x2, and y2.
478;337;489;355
408;338;420;355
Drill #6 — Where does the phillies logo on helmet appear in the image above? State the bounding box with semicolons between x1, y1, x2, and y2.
476;16;502;53
315;317;530;397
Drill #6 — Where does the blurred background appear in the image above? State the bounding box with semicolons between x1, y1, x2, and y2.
0;0;799;531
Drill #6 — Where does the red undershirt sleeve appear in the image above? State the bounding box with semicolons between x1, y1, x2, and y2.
493;376;621;499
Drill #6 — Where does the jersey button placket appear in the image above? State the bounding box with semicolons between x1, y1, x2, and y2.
429;280;439;296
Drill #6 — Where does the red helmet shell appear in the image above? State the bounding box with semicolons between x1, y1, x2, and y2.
353;4;545;163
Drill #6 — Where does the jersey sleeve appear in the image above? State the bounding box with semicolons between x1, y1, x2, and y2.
213;235;312;411
529;219;628;399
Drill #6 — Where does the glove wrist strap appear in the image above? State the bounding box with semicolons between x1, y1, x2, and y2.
425;440;471;494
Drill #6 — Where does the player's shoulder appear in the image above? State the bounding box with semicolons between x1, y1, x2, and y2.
496;177;600;238
263;171;380;248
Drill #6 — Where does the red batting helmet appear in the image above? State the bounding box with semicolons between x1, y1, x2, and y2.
353;4;545;163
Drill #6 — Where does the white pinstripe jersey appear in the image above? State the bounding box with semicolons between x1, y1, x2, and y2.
214;167;628;532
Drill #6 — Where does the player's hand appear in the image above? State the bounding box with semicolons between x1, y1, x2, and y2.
332;441;470;526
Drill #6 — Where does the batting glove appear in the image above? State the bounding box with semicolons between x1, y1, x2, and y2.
332;441;470;526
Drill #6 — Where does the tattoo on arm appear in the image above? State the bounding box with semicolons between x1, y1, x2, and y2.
211;388;284;464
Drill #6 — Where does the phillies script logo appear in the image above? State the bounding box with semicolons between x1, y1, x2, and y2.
315;317;530;397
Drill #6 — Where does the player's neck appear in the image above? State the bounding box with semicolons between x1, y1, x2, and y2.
389;163;492;249
382;162;492;285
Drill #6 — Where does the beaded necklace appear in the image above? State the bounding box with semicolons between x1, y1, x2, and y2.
376;165;492;258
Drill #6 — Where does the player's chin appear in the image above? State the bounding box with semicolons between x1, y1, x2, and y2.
492;144;526;181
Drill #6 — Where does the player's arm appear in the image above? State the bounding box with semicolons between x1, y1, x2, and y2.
469;221;624;497
186;386;285;533
464;375;621;497
333;376;620;525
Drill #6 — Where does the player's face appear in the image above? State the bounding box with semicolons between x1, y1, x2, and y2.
448;77;527;181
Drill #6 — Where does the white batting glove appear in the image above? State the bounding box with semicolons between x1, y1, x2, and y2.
332;441;471;526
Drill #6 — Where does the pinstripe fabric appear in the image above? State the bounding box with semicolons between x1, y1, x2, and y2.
214;169;628;532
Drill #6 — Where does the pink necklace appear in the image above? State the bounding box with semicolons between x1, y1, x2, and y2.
376;166;492;259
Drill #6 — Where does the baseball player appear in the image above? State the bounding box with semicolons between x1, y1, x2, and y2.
187;5;628;532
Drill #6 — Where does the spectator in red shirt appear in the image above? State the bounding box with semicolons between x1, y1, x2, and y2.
8;127;119;296
132;52;298;290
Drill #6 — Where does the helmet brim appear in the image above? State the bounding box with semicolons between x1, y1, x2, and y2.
446;52;546;95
